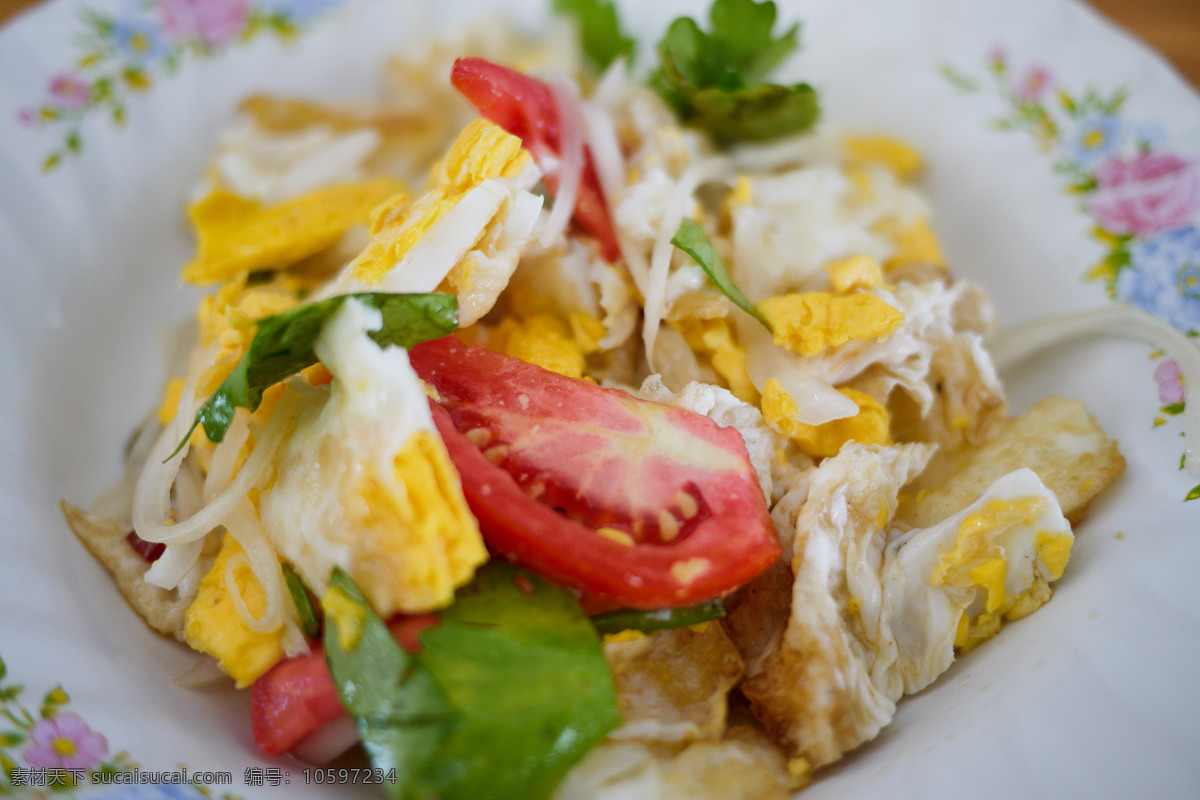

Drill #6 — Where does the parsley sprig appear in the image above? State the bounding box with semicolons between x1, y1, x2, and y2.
649;0;820;146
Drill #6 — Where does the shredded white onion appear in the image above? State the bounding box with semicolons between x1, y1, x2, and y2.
222;499;287;634
542;74;586;249
204;409;250;501
991;304;1200;475
579;95;651;291
642;157;733;369
131;348;211;544
133;385;304;546
173;456;205;519
580;101;624;225
144;538;205;590
145;454;209;587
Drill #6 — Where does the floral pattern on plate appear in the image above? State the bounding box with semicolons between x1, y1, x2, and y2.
944;46;1200;502
14;0;344;171
0;655;239;798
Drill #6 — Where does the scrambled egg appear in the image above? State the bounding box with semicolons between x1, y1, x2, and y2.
877;217;945;270
259;299;487;617
825;254;887;293
181;177;406;286
487;312;589;378
840;134;924;182
756;291;904;357
760;381;890;457
674;318;759;405
184;533;284;687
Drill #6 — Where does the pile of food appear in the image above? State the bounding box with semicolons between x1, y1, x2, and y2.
63;1;1129;797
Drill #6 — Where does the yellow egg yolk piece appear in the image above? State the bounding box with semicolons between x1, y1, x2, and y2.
339;429;487;615
931;495;1073;652
760;381;891;458
841;134;924;182
488;313;587;379
879;218;945;270
826;255;886;293
675;318;759;405
194;273;308;399
756;292;905;357
180;177;407;286
184;533;284;687
349;119;533;285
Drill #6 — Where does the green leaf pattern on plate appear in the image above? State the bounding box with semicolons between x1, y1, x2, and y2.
14;0;346;171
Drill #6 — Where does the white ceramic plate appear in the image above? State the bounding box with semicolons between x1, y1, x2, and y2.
2;0;1199;798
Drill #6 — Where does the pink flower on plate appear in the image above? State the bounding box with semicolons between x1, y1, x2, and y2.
1013;64;1051;102
1155;358;1186;405
48;73;90;108
22;712;108;771
157;0;250;46
1088;151;1200;237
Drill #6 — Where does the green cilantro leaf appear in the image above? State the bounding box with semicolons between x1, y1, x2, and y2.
650;0;819;146
671;218;772;332
553;0;635;72
175;292;457;454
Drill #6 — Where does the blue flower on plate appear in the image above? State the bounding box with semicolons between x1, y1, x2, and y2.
110;17;169;64
1066;114;1122;170
1115;224;1200;334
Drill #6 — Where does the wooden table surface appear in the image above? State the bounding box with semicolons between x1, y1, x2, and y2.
1;0;1197;89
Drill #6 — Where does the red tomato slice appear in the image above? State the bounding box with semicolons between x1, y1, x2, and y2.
451;56;622;263
251;647;343;757
410;336;781;609
250;615;437;757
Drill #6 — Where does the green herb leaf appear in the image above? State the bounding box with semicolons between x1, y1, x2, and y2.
323;568;460;800
649;0;819;145
282;563;320;640
179;292;457;451
553;0;635;73
677;80;818;146
671;218;772;332
1186;482;1200;502
325;563;620;800
590;598;726;635
418;562;620;800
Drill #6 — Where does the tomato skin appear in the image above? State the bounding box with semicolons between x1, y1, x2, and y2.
411;336;781;609
126;532;165;562
451;56;621;263
250;615;438;757
251;648;344;757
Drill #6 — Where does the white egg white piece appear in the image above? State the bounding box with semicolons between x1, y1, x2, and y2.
744;443;1074;768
